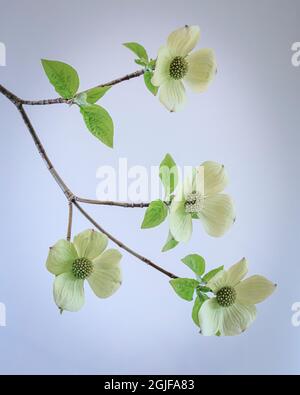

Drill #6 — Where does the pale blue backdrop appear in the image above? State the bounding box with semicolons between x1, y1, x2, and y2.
0;0;299;374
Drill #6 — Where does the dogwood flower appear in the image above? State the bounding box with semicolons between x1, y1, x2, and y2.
199;258;276;336
46;229;122;312
152;25;217;111
169;161;235;242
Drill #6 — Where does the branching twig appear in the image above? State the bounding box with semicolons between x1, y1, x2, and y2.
0;77;178;280
20;69;145;106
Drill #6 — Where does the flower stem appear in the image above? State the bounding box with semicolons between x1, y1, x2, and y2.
66;202;73;242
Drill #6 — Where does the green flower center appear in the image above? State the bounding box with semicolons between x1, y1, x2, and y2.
169;56;188;80
185;191;203;213
72;257;93;279
216;286;236;307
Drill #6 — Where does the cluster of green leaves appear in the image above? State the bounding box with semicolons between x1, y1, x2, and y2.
123;42;157;95
41;59;113;148
140;153;179;252
169;255;223;327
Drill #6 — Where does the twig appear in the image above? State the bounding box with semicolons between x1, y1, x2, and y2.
73;201;177;279
67;202;73;241
75;196;151;208
0;79;178;280
20;69;145;106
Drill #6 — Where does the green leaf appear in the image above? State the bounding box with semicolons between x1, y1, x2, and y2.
144;71;158;96
181;254;205;276
159;153;178;196
80;104;114;148
202;266;224;283
41;59;79;99
141;199;168;229
162;231;179;252
123;42;148;62
170;278;199;301
192;294;209;326
85;86;111;104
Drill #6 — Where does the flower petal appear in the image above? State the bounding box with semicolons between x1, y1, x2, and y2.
226;258;248;287
88;249;122;298
169;200;192;242
199;298;222;336
46;239;78;275
207;270;228;293
201;161;229;196
151;46;172;86
53;272;84;312
236;275;276;305
167;25;200;56
219;303;256;336
159;79;186;112
198;194;235;237
73;229;108;260
185;48;217;92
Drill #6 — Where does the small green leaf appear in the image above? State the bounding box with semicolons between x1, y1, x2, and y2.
85;86;111;104
135;59;147;67
80;104;114;148
159;153;178;197
192;294;209;326
73;92;88;106
197;285;211;293
123;42;148;62
181;254;205;276
144;71;158;96
148;58;156;70
162;231;179;252
170;278;199;301
41;59;79;99
202;266;224;283
141;200;168;229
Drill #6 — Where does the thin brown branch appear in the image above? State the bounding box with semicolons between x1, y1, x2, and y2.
16;104;73;199
67;202;73;241
75;196;151;208
0;81;178;280
20;69;145;106
73;201;177;279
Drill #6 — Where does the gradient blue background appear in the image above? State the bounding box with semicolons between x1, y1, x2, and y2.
0;0;299;374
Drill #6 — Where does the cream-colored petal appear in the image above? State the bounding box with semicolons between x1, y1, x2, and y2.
46;239;78;275
181;168;201;199
236;275;276;305
53;272;84;312
185;49;217;92
226;258;248;287
201;161;229;196
167;25;200;56
207;270;228;293
183;167;205;199
159;80;186;112
73;229;108;260
198;194;235;237
199;298;222;336
88;249;122;298
219;303;256;336
151;46;172;87
169;200;192;243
